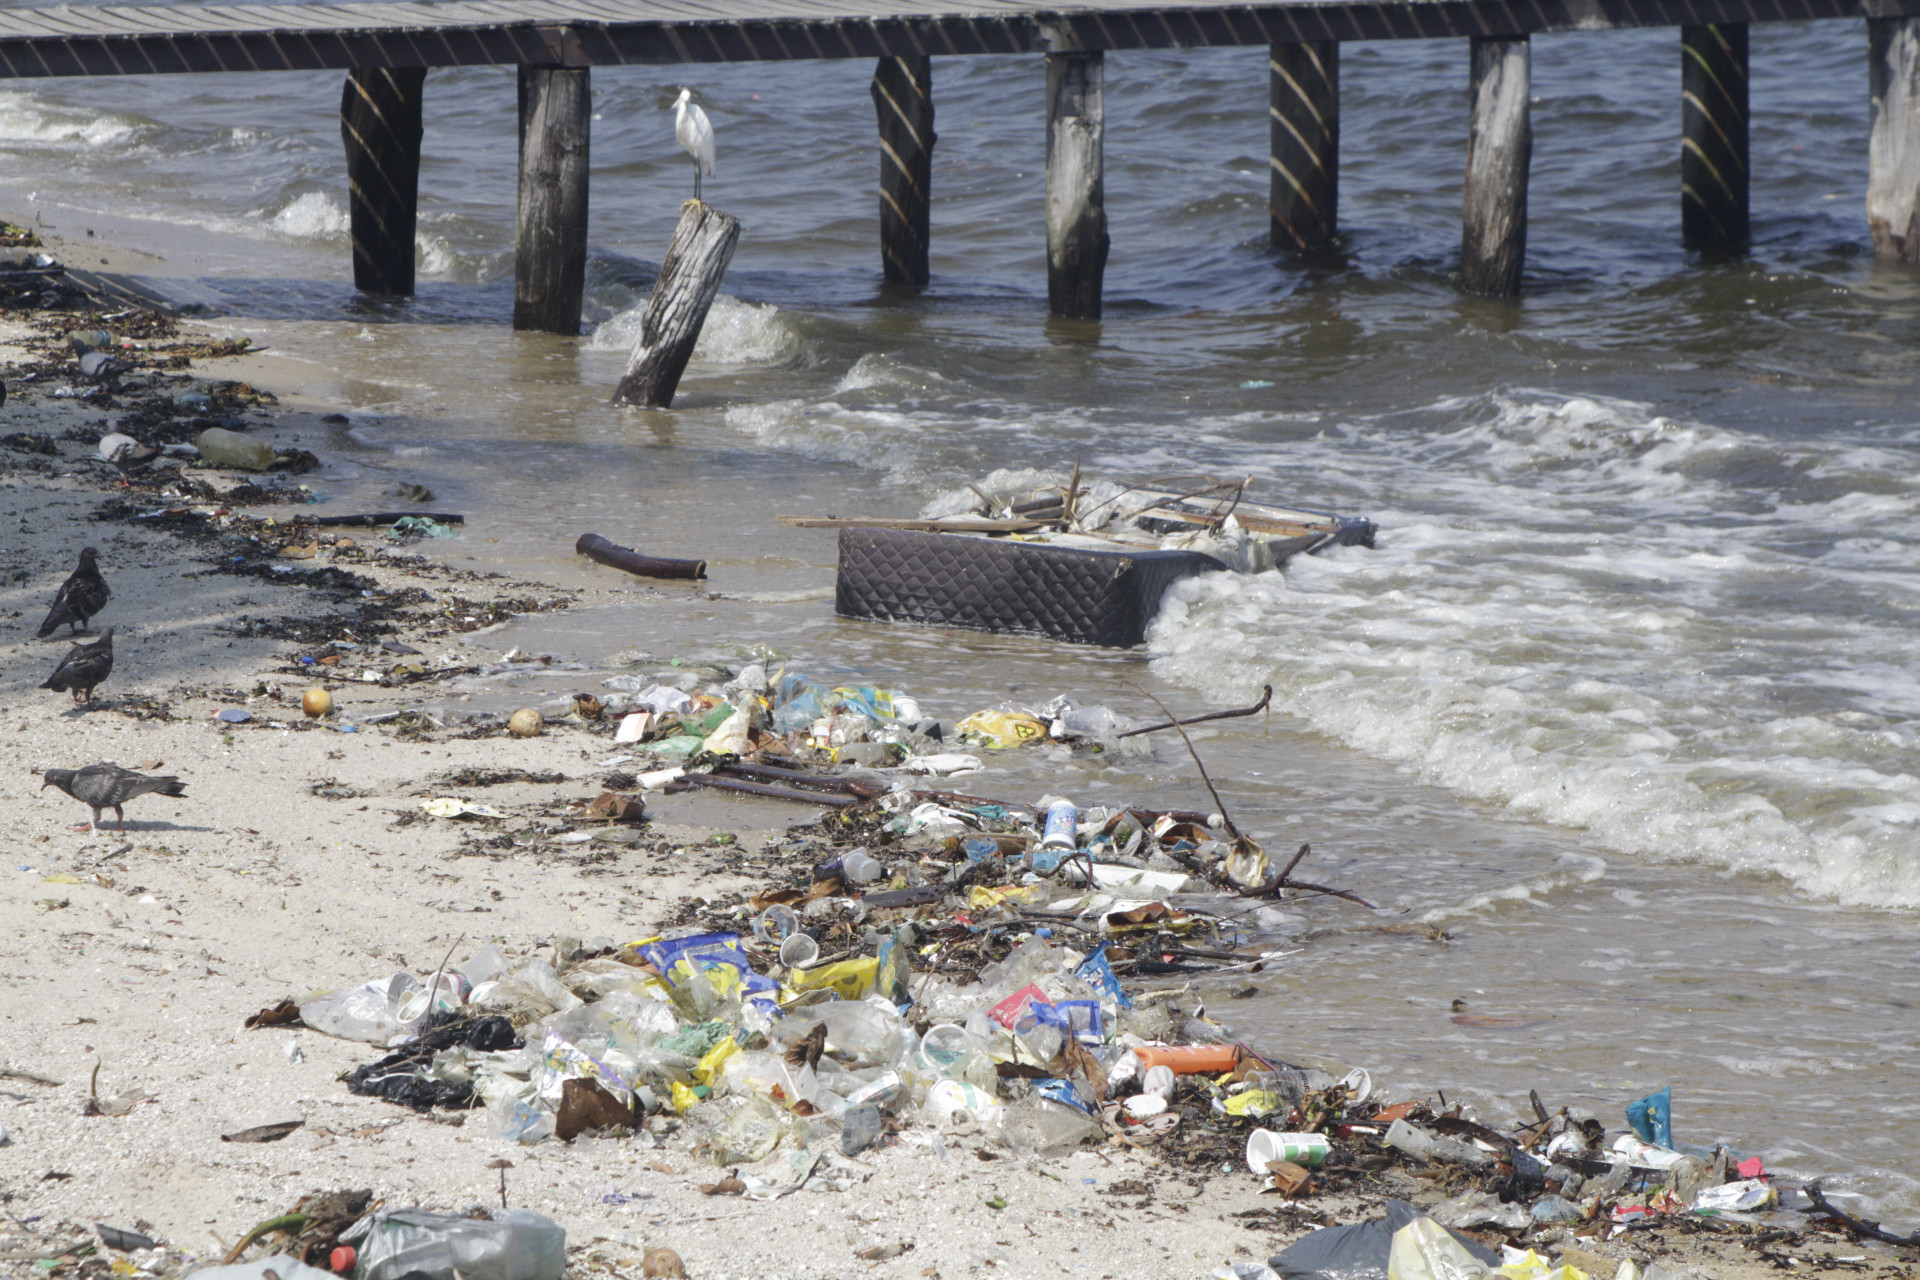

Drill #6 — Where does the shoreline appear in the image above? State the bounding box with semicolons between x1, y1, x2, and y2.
1;232;1913;1280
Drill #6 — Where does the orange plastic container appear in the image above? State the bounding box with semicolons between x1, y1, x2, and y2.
1131;1044;1239;1073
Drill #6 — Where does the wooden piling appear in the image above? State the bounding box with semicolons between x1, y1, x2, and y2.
872;55;937;287
1269;40;1340;253
611;202;741;409
514;66;591;335
340;67;426;297
1046;50;1108;320
1460;36;1531;298
1681;23;1750;251
1869;17;1920;262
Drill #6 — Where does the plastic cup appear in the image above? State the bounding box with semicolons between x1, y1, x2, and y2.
1142;1064;1176;1100
842;849;883;883
1246;1129;1331;1173
779;934;819;967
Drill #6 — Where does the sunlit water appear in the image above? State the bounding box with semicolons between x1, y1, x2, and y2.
3;16;1918;1219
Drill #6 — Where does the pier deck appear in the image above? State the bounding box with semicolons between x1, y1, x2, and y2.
3;0;1918;327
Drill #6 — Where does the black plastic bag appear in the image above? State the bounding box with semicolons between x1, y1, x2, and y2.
1269;1200;1501;1280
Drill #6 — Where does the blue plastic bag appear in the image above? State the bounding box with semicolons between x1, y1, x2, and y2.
1627;1086;1672;1148
1075;943;1132;1010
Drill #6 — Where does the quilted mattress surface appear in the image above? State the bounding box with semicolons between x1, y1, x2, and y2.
835;526;1226;648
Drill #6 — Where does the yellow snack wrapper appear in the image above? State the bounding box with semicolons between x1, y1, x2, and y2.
694;1034;740;1086
788;956;878;1000
955;709;1048;749
670;1081;698;1114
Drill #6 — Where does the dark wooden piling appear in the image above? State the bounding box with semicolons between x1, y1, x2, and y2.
514;66;592;335
872;55;937;286
340;67;426;297
611;202;741;409
1269;40;1340;253
1681;23;1750;251
1869;18;1920;262
1045;50;1109;320
1460;36;1531;298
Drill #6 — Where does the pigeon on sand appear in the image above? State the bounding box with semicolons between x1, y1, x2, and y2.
41;626;114;703
37;546;110;637
42;763;186;832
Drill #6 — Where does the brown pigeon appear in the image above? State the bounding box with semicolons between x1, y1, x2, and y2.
37;547;110;637
41;626;113;703
42;763;186;832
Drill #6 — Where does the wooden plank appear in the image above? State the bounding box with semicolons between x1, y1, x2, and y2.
1680;22;1749;250
1046;49;1108;319
1869;17;1920;261
776;516;1048;531
514;65;592;334
1460;33;1530;296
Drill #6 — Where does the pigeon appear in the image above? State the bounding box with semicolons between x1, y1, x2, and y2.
36;546;110;637
99;433;163;478
41;626;113;703
41;763;185;832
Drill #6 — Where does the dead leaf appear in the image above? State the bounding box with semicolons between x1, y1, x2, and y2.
1450;1014;1547;1030
554;1078;633;1141
243;998;303;1029
1262;1159;1312;1197
641;1248;686;1278
784;1023;826;1073
647;1160;675;1175
699;1174;744;1196
279;542;318;560
585;792;643;824
750;888;804;910
221;1119;304;1144
802;875;844;903
1062;1036;1108;1103
856;1242;913;1261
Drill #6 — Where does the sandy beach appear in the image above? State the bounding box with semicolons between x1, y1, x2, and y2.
2;224;1911;1280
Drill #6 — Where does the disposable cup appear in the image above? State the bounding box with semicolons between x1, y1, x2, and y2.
779;934;819;967
1246;1129;1331;1174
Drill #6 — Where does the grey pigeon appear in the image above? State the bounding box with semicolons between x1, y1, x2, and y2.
99;433;163;478
37;546;110;637
41;626;113;703
42;763;185;832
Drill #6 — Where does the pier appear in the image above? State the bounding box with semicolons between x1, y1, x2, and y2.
4;0;1919;325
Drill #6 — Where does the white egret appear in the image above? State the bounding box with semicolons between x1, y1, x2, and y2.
672;88;715;202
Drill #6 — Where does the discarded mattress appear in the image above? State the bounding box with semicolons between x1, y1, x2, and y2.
828;482;1376;648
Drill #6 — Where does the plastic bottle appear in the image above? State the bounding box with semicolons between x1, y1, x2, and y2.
1130;1044;1238;1074
195;426;275;472
1041;798;1078;850
841;849;884;883
343;1208;566;1280
1383;1118;1496;1167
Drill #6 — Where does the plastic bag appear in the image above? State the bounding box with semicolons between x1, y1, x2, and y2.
185;1257;335;1280
343;1209;565;1280
1386;1219;1495;1280
1270;1202;1499;1280
300;973;425;1044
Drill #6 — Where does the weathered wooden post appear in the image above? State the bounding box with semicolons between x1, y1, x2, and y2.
514;66;591;335
612;203;742;409
1460;36;1531;298
1046;50;1108;320
1681;24;1750;251
872;56;937;286
340;67;426;297
1869;18;1920;262
1270;40;1340;253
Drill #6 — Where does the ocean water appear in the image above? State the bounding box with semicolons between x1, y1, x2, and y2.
3;15;1919;1220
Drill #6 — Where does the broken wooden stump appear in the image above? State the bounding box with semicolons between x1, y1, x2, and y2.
612;202;741;409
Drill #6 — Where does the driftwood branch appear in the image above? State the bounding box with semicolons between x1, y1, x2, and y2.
1808;1181;1920;1246
1128;682;1241;841
1118;686;1272;739
1237;843;1375;910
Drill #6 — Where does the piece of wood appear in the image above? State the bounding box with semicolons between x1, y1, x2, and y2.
1046;50;1108;320
678;774;860;807
1681;23;1749;251
872;55;936;286
1460;35;1530;298
1869;17;1920;262
612;202;741;409
575;532;706;580
775;515;1045;532
514;65;591;335
291;511;464;526
1269;40;1339;253
341;67;426;297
